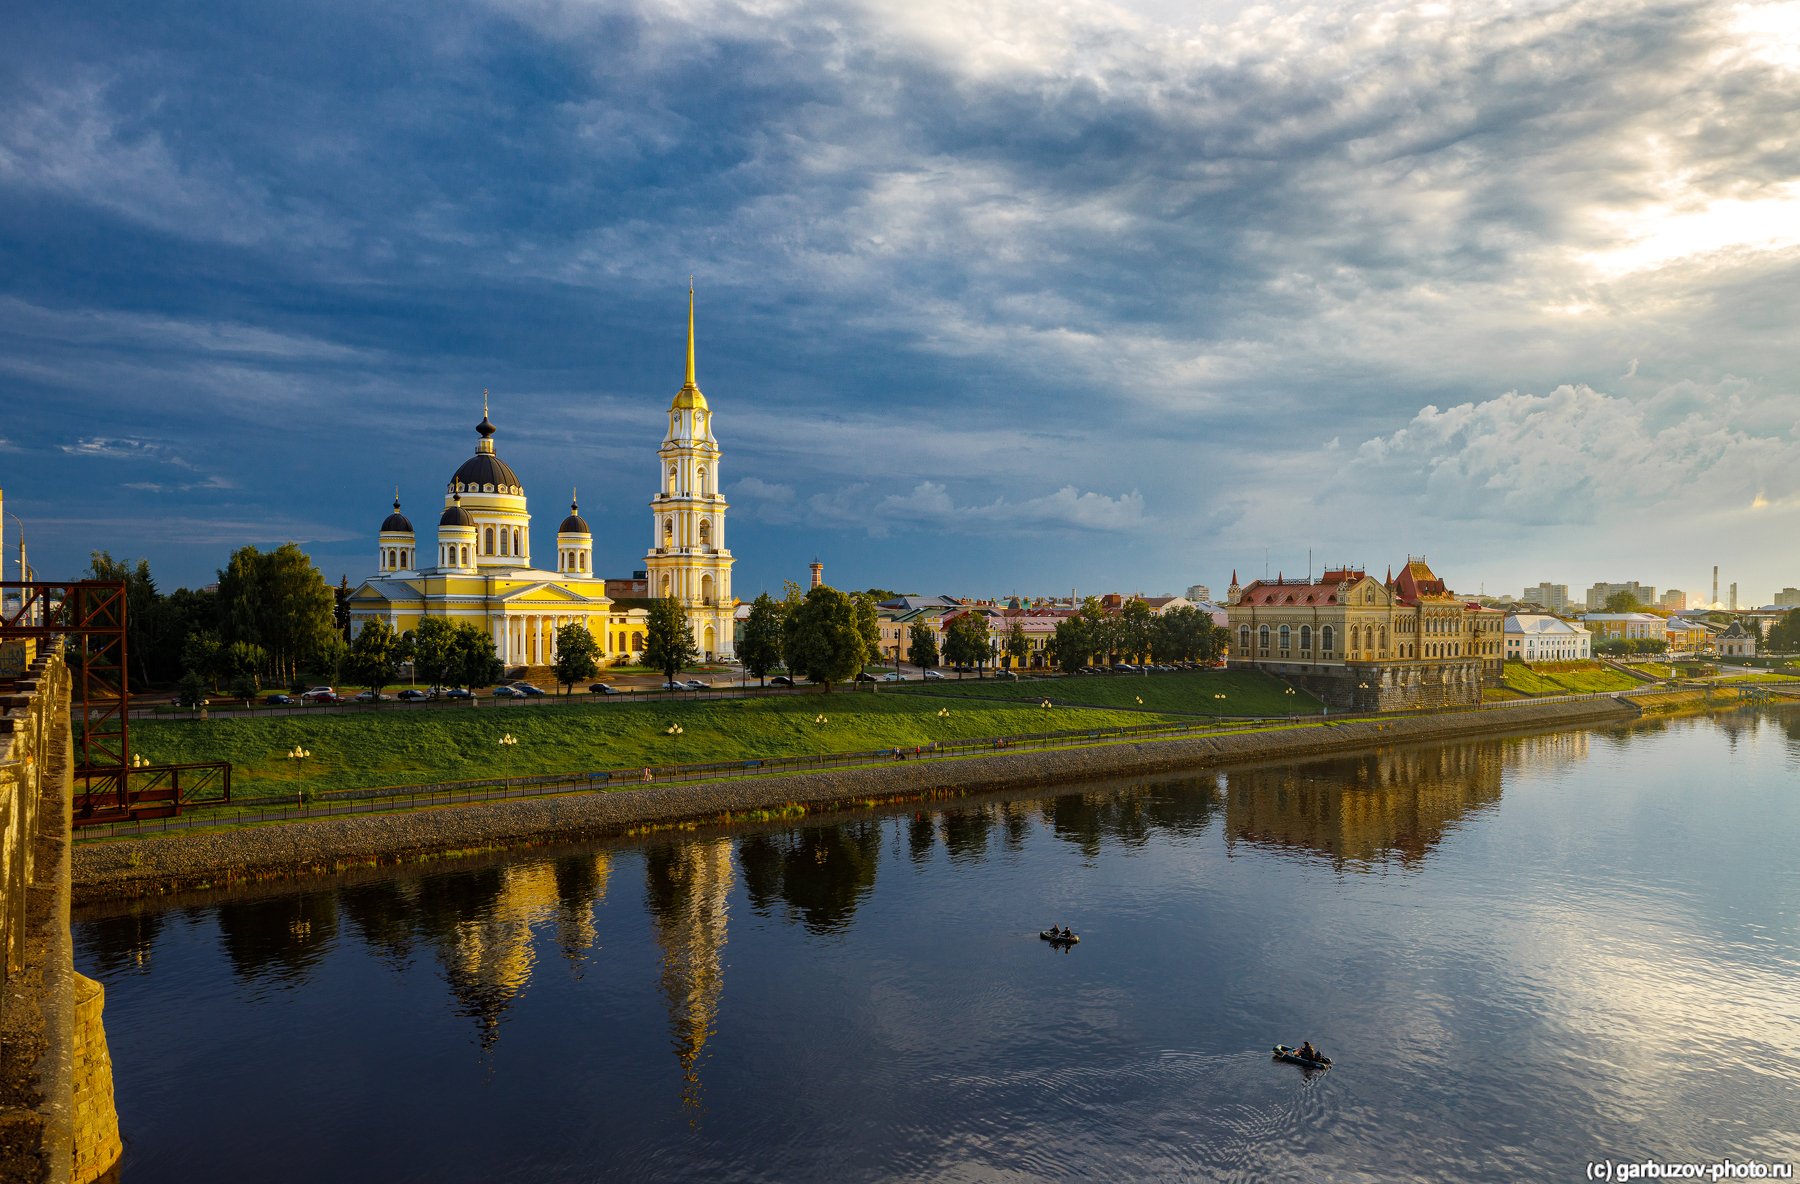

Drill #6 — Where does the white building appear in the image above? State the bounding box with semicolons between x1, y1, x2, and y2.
1503;614;1592;662
1523;582;1571;613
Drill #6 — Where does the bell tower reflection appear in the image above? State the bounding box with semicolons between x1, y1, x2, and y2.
645;839;734;1117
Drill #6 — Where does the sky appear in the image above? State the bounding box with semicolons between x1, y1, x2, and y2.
3;0;1798;605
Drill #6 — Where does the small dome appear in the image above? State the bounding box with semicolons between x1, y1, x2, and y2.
560;507;590;536
671;382;708;412
439;495;475;528
380;496;414;534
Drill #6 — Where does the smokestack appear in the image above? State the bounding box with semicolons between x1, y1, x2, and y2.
809;560;823;589
1713;565;1719;607
1730;582;1738;611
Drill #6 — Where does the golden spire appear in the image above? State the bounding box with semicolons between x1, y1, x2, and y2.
685;279;696;388
484;388;490;417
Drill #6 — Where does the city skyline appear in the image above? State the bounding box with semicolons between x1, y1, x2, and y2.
4;0;1797;598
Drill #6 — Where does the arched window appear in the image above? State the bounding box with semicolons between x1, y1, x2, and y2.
459;545;468;566
668;465;678;494
1258;625;1270;652
484;527;494;554
579;552;587;572
697;466;708;495
699;519;711;546
633;632;645;652
1278;624;1290;650
661;574;672;596
663;518;674;546
1379;626;1388;651
1300;625;1312;652
701;574;714;604
1239;625;1250;652
513;528;522;556
1321;625;1335;654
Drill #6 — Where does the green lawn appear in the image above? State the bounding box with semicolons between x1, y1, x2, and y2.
891;668;1321;715
131;692;1212;801
1501;662;1644;696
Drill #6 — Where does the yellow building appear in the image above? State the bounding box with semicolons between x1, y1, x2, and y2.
348;291;738;668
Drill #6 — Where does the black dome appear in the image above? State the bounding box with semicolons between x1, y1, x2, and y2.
439;501;475;528
451;453;522;492
559;512;590;535
381;498;414;533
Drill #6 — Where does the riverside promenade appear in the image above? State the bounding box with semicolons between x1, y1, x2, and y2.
72;694;1652;904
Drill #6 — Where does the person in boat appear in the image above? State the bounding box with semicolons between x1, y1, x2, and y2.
1061;927;1074;939
1298;1041;1321;1062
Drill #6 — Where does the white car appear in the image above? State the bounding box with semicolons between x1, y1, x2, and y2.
882;672;908;681
922;670;945;681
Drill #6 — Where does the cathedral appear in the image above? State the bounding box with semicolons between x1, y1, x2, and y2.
346;289;737;668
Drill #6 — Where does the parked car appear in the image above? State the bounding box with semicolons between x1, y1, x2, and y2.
264;693;295;706
588;683;622;695
921;670;945;681
353;690;388;702
994;669;1018;680
854;672;878;683
663;681;688;691
683;679;710;690
769;675;796;687
512;683;546;697
442;687;475;700
397;689;430;702
300;687;339;703
882;672;908;681
493;685;523;698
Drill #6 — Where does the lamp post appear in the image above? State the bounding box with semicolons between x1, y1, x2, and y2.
497;732;519;787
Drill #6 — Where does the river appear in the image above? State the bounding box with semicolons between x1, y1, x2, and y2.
75;710;1800;1182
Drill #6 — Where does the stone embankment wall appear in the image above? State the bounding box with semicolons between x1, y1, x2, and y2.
0;649;122;1184
75;695;1640;905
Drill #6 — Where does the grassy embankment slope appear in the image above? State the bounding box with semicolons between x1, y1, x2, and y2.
132;670;1315;801
1498;662;1644;697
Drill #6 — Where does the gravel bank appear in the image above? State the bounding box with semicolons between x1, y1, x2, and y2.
73;698;1639;904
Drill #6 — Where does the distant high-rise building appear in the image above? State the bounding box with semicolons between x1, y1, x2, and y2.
1186;583;1213;603
1585;581;1655;611
1660;589;1686;610
1523;582;1570;613
1776;588;1800;608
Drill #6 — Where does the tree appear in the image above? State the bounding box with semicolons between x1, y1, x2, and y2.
410;618;458;688
88;552;161;686
181;631;226;689
215;543;337;686
1604;591;1643;613
943;612;991;677
850;591;883;674
1764;609;1800;654
1118;599;1155;662
346;619;403;693
739;593;786;685
1153;605;1214;662
552;622;601;693
644;597;700;683
1052;616;1091;673
781;585;863;691
907;622;939;671
1004;621;1029;668
449;622;504;689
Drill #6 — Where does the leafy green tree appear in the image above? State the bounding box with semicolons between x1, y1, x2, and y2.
1604;591;1643;613
850;591;883;671
87;552;162;686
644;597;700;683
1764;609;1800;654
1152;605;1215;661
781;585;864;691
181;631;226;688
552;622;601;694
1004;621;1029;668
943;612;992;676
1052;616;1091;673
346;619;403;693
449;622;504;688
740;593;786;685
907;622;939;671
1118;599;1155;662
175;670;208;709
216;543;337;685
410;618;458;688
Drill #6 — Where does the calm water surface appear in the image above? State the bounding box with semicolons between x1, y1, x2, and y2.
77;712;1800;1182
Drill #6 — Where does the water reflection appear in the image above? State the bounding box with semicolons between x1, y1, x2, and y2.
739;820;881;933
216;891;340;983
1043;777;1225;858
645;840;733;1115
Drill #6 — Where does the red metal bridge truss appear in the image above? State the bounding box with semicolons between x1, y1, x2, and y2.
2;580;230;825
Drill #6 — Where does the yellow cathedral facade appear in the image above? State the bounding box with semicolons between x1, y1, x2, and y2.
346;289;737;668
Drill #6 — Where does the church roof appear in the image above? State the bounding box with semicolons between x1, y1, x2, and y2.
451;395;524;492
559;493;590;536
670;283;709;411
440;495;475;528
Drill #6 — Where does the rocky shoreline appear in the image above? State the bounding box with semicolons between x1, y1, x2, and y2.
72;697;1642;905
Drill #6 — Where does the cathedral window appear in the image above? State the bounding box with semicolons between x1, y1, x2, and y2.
499;530;509;556
699;519;711;546
513;527;522;555
1321;625;1335;654
698;466;708;495
484;527;494;554
663;519;674;547
460;545;469;566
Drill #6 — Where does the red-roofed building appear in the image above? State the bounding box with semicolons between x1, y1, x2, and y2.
1226;558;1499;709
